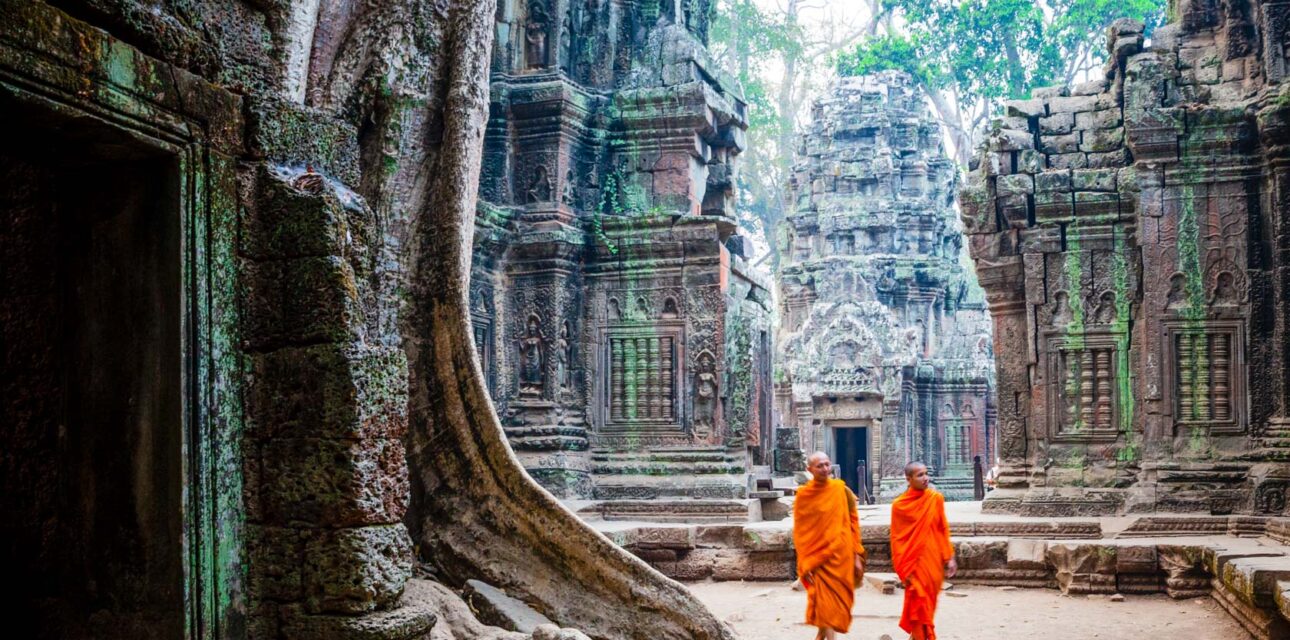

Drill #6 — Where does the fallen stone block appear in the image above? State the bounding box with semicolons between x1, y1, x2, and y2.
463;580;554;634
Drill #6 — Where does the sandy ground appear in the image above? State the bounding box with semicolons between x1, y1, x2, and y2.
687;579;1252;640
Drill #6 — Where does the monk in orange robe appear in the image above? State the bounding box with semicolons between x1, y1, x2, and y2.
793;451;866;639
890;461;957;640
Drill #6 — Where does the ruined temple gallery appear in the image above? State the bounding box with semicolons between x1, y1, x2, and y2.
9;0;1290;638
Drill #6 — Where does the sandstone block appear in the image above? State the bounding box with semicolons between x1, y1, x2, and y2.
996;193;1031;229
1220;556;1290;608
1036;169;1073;193
1018;149;1046;173
1049;94;1099;114
1116;545;1158;574
247;343;408;440
279;601;436;640
1040;132;1081;154
993;128;1034;151
955;540;1006;571
246;98;361;185
302;524;413;614
996;173;1034;197
1071;169;1117;192
464;579;554;633
1071;78;1110;96
1075;109;1122;131
1087;148;1130;169
242;166;350;260
242;256;361;351
1006;539;1048;570
1040;112;1075;135
630;525;696;550
1081;127;1124;153
1049;152;1089;169
1006;99;1047;118
695;525;743;548
1032;85;1069;99
739;526;791;551
958;179;995;235
260;436;404;527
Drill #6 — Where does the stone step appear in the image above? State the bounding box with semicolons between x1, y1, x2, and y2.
591;448;742;464
592;475;749;500
578;499;759;523
591;461;746;475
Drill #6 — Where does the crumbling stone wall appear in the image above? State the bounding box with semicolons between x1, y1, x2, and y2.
962;0;1290;516
777;72;996;500
470;0;774;503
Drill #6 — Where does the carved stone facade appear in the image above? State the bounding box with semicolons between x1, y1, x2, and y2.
777;73;996;501
961;2;1290;516
473;1;773;501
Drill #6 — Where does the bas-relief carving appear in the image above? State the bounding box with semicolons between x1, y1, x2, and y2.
693;351;718;435
524;0;549;69
1256;481;1288;515
519;315;546;397
526;164;552;203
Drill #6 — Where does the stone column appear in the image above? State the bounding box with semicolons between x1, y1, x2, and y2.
242;158;426;637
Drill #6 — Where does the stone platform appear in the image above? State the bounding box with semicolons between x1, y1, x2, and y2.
590;501;1290;640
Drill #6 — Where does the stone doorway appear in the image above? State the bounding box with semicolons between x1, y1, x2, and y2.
827;421;873;500
1;97;185;639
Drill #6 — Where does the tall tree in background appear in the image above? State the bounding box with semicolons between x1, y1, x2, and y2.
710;0;879;267
835;0;1167;165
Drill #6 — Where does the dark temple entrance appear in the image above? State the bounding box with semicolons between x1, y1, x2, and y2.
0;97;185;639
831;425;871;499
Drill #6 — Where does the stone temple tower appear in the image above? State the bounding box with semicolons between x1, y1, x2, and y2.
470;1;775;517
775;71;996;500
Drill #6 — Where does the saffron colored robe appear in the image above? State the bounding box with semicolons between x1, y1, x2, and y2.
793;479;865;633
890;487;954;639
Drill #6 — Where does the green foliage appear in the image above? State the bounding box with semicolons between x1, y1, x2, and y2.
834;33;930;85
836;0;1166;138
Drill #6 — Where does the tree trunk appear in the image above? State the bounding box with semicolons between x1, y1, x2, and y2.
402;2;736;639
922;81;975;167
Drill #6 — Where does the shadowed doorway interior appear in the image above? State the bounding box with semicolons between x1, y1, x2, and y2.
830;424;870;499
0;96;184;639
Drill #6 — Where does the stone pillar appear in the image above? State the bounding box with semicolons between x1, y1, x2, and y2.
243;160;426;636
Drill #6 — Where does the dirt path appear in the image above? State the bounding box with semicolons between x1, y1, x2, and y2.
686;580;1251;640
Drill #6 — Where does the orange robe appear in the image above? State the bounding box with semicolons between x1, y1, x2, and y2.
793;479;865;633
890;487;954;639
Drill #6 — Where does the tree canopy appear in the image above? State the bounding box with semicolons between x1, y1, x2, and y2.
834;0;1167;163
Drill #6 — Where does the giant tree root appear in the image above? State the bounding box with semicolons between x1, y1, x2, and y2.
399;2;737;640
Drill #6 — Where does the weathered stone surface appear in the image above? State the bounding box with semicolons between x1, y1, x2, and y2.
464;580;555;633
961;0;1286;517
471;2;770;505
303;525;414;614
1006;539;1048;570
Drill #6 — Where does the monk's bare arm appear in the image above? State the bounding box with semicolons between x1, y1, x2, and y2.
938;494;957;577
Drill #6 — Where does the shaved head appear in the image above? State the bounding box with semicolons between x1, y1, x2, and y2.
807;451;832;483
905;461;930;491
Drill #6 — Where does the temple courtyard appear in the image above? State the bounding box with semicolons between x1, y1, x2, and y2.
689;580;1248;640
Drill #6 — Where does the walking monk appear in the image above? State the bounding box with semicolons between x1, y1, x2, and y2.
793;452;866;640
890;462;957;640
